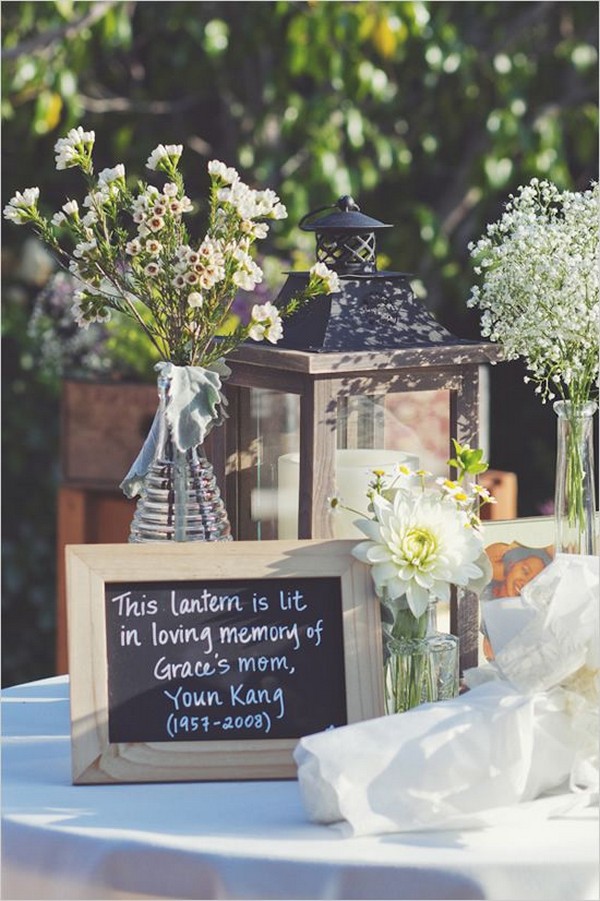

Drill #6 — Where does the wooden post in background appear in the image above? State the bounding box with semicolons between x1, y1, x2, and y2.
56;380;157;674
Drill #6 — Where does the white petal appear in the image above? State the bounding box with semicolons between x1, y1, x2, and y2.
383;575;407;602
353;519;382;541
414;571;434;589
351;541;376;564
406;582;430;618
365;544;394;564
372;560;401;583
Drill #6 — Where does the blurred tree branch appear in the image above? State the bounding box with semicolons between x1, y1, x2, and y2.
78;92;198;115
1;1;120;61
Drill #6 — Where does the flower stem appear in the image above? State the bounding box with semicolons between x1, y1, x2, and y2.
554;400;598;554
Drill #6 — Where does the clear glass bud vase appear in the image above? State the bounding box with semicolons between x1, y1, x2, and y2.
553;400;598;556
383;600;459;714
129;372;232;543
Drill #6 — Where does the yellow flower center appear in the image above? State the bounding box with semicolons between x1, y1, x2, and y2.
401;526;437;568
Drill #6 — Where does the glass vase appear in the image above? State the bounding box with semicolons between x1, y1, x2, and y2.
128;370;232;543
383;601;459;714
553;400;597;556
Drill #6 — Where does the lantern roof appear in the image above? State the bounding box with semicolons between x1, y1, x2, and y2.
299;196;392;233
271;193;485;353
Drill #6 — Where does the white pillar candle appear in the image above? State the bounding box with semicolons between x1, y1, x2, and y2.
277;449;419;540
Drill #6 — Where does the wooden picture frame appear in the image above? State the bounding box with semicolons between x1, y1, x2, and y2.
481;515;556;549
66;540;384;784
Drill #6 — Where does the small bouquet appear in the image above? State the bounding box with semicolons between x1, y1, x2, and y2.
467;179;599;408
5;128;342;542
467;178;599;553
335;443;494;711
4;127;339;369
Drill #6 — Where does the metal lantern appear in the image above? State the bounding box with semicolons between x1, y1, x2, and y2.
275;195;467;353
206;196;502;670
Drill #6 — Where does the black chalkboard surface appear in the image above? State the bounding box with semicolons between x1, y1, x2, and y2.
66;541;384;783
106;577;347;743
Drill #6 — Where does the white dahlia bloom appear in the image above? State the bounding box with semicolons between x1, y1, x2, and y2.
352;490;488;617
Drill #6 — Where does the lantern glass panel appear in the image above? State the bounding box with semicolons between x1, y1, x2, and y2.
242;387;450;541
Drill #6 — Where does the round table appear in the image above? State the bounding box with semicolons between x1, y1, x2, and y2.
2;676;598;900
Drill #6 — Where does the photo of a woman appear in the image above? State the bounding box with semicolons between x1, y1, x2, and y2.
486;543;554;600
481;542;554;661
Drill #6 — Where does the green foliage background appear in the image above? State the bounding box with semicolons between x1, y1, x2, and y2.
2;0;598;685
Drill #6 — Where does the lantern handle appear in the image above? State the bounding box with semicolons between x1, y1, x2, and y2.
298;196;361;230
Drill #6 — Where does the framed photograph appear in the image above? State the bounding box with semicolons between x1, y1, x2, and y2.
481;516;555;602
66;540;384;784
480;517;555;661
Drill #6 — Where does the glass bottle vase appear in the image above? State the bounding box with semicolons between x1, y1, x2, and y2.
553;400;598;556
128;371;232;543
383;601;459;714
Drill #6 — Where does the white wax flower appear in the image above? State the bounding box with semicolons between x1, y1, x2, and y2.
125;239;141;256
72;238;97;259
146;143;183;171
98;164;125;185
3;134;332;366
54;127;95;170
309;262;341;294
3;187;40;223
248;301;283;344
208;160;239;184
145;239;162;256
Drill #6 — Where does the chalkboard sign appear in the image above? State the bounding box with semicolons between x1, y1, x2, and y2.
66;541;384;783
105;577;347;744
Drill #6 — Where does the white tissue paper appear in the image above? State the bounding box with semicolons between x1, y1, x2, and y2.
120;360;230;498
294;554;599;836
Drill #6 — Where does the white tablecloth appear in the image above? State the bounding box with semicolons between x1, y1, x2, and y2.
1;676;598;901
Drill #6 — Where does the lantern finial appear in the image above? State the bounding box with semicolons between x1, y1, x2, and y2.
298;196;391;275
336;195;360;213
